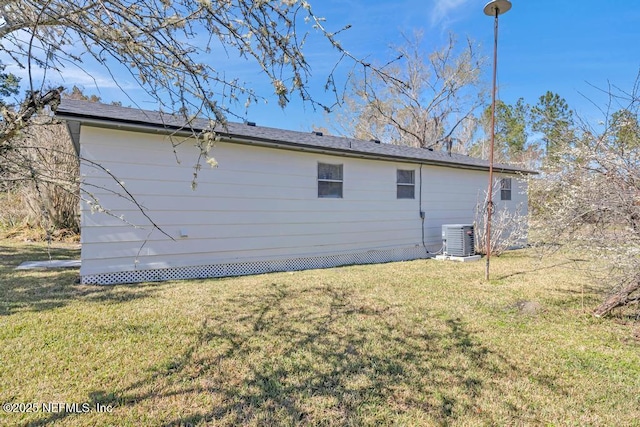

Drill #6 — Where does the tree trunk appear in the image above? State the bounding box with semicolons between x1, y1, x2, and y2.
0;87;63;147
593;279;640;317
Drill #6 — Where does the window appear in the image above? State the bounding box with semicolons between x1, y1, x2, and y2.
397;169;415;199
500;178;512;201
318;163;343;198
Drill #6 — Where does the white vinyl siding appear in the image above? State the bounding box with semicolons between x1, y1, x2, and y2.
420;168;527;251
78;127;427;277
78;126;528;278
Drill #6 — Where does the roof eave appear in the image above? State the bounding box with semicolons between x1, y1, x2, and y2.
56;113;534;175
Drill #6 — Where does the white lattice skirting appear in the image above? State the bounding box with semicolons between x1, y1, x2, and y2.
82;246;431;285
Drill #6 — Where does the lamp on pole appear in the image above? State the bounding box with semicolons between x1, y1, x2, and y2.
483;0;511;281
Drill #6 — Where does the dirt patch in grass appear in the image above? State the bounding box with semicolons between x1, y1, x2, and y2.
509;300;543;316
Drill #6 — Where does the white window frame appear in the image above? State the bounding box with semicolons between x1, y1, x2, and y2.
318;162;343;198
397;169;416;199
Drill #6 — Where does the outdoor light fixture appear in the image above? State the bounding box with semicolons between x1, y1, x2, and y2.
483;0;512;17
483;0;511;281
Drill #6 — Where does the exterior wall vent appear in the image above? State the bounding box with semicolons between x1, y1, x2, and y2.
442;224;475;257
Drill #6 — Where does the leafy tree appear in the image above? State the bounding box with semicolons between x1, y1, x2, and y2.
478;98;529;162
499;98;529;155
530;91;574;161
610;108;640;152
331;32;486;151
0;64;20;104
0;64;21;183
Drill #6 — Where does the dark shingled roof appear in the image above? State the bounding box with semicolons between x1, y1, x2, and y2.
56;99;534;174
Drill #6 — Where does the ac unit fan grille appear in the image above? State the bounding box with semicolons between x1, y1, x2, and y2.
442;224;475;257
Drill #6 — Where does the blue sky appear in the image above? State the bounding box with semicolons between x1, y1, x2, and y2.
238;0;640;131
7;0;640;133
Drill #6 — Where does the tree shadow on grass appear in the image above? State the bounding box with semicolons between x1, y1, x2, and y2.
0;242;80;267
30;281;568;426
0;243;163;316
495;259;578;281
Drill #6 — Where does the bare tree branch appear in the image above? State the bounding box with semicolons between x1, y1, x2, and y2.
329;32;486;151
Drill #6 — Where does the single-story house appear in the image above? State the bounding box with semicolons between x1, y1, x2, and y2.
56;99;532;285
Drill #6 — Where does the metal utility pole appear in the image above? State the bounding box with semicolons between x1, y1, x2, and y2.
483;0;511;280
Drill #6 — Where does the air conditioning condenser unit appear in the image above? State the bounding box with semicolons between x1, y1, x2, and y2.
442;224;475;257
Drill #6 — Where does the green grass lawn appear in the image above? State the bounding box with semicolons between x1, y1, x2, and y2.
1;241;639;426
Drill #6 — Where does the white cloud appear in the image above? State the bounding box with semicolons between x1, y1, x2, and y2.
1;53;142;100
0;28;141;97
430;0;476;27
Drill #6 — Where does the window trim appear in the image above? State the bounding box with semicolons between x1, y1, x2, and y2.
500;177;512;201
396;169;416;199
317;162;343;199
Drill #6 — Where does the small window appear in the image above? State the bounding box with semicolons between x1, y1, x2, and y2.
397;169;415;199
318;163;343;198
500;178;512;201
